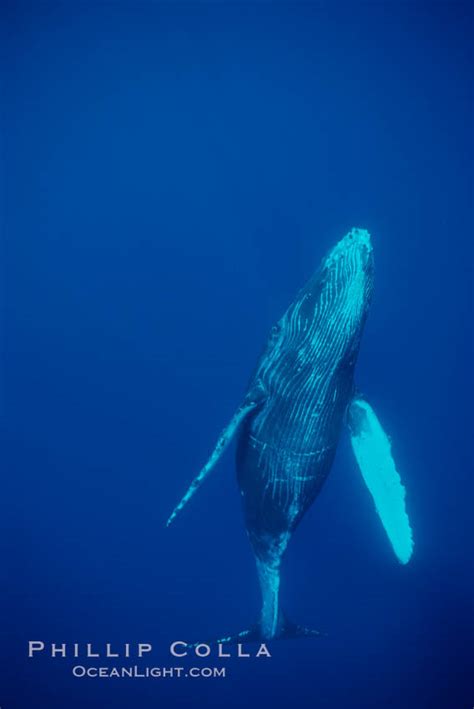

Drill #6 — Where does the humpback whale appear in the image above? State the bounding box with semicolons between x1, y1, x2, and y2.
167;228;413;641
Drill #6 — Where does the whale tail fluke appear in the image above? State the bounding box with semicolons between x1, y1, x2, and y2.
181;556;322;647
255;558;323;641
215;626;261;645
183;618;321;648
280;619;322;639
180;626;260;649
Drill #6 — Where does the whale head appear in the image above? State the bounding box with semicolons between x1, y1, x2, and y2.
299;227;374;356
257;228;374;389
322;227;373;277
283;226;373;329
318;226;374;319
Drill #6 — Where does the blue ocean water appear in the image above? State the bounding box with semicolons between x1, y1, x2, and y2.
2;2;473;708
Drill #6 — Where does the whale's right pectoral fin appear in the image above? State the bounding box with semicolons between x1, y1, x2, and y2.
347;395;414;564
166;383;266;527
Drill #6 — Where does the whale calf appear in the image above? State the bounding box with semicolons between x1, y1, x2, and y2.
167;228;413;641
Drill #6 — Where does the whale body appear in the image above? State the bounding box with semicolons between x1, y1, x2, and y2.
167;228;413;642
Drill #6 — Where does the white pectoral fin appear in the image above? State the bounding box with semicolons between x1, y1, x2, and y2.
166;385;265;527
347;396;414;564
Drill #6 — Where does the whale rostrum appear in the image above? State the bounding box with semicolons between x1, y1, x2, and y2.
167;227;414;642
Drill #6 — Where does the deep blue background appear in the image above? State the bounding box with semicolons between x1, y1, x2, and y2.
2;2;473;708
